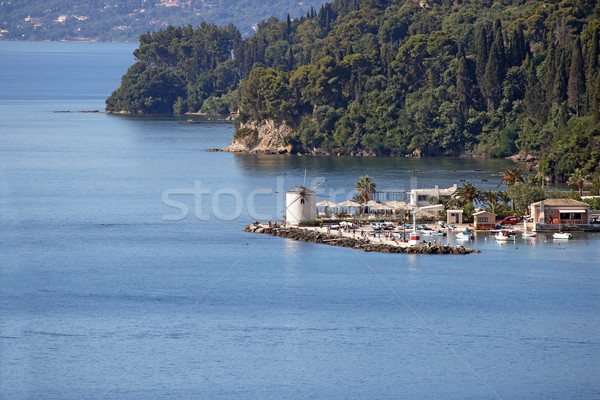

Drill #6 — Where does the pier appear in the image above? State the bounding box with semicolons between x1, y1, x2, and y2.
244;223;480;255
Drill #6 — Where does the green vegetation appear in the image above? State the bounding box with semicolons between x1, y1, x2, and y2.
107;0;600;181
567;167;589;196
453;182;483;205
298;220;322;227
0;0;328;41
355;175;377;203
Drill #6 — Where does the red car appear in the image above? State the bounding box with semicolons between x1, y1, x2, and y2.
499;216;522;225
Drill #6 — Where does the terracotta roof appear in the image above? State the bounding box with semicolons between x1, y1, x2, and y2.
530;198;589;207
473;210;496;216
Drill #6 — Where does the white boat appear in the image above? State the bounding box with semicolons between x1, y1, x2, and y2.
422;230;446;237
495;232;516;241
456;232;473;240
522;220;536;238
553;232;572;240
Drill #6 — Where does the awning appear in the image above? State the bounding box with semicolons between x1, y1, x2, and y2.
558;209;586;213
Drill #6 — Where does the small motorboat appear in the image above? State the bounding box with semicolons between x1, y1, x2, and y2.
553;232;572;240
495;231;516;241
422;230;446;237
456;232;473;240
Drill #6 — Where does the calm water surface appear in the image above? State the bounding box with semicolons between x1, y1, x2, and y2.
1;42;599;400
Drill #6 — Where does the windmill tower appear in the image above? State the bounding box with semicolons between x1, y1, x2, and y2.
283;171;326;225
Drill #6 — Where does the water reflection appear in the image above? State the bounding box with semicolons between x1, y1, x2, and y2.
232;153;525;193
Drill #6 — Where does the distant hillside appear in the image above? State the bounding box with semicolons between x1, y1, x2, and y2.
106;0;600;182
0;0;328;41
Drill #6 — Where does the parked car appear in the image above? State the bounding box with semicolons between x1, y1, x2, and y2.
499;216;522;225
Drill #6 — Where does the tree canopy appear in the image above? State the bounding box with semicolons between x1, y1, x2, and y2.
107;0;600;182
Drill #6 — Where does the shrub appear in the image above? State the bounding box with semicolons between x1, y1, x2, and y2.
298;220;321;227
234;127;257;141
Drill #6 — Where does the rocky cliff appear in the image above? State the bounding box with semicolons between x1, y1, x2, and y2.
223;119;294;154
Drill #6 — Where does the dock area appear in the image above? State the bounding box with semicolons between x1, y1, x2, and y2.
244;223;480;255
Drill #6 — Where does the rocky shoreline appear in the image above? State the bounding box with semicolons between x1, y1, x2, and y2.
244;223;480;255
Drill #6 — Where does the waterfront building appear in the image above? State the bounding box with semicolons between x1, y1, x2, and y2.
473;210;497;230
447;209;463;225
374;184;458;207
530;199;590;225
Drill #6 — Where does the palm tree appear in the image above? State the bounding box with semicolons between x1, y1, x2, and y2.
452;182;482;205
498;167;525;187
499;190;511;207
351;193;365;204
482;189;501;206
526;173;545;187
355;175;377;204
484;201;505;215
567;168;588;196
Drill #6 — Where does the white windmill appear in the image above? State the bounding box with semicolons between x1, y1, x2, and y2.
283;170;327;225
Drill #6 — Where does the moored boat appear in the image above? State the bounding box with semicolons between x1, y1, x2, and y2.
495;231;516;241
456;232;473;240
553;232;572;240
522;220;536;238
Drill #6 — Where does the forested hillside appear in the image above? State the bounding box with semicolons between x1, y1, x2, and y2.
106;0;600;181
0;0;327;41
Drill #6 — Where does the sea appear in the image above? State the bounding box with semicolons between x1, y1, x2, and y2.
1;41;599;400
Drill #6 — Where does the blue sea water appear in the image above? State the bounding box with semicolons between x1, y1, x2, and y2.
1;42;599;400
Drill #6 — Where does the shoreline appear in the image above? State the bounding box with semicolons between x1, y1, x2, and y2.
245;223;480;255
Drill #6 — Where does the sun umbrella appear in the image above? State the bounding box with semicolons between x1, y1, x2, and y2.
338;200;361;208
371;203;393;211
316;200;339;208
366;200;380;207
386;200;408;209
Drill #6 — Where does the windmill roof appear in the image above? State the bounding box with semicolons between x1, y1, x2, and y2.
286;186;315;194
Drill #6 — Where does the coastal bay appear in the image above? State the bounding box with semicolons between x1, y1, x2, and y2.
1;42;599;400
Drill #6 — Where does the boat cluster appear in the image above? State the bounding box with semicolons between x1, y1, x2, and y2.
326;220;476;242
490;226;572;241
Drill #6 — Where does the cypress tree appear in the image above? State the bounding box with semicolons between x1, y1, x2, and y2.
541;44;556;103
568;37;585;115
456;46;471;114
585;29;599;115
587;28;599;75
508;29;520;67
592;71;600;122
524;56;547;124
287;46;294;71
475;25;490;86
508;26;527;67
553;50;568;105
492;19;506;81
483;36;504;111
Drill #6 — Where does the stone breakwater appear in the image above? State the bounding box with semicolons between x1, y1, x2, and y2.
244;224;480;255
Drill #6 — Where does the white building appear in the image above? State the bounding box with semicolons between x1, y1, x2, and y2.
409;184;457;207
285;187;316;225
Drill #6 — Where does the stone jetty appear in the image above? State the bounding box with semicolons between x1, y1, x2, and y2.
244;223;480;255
